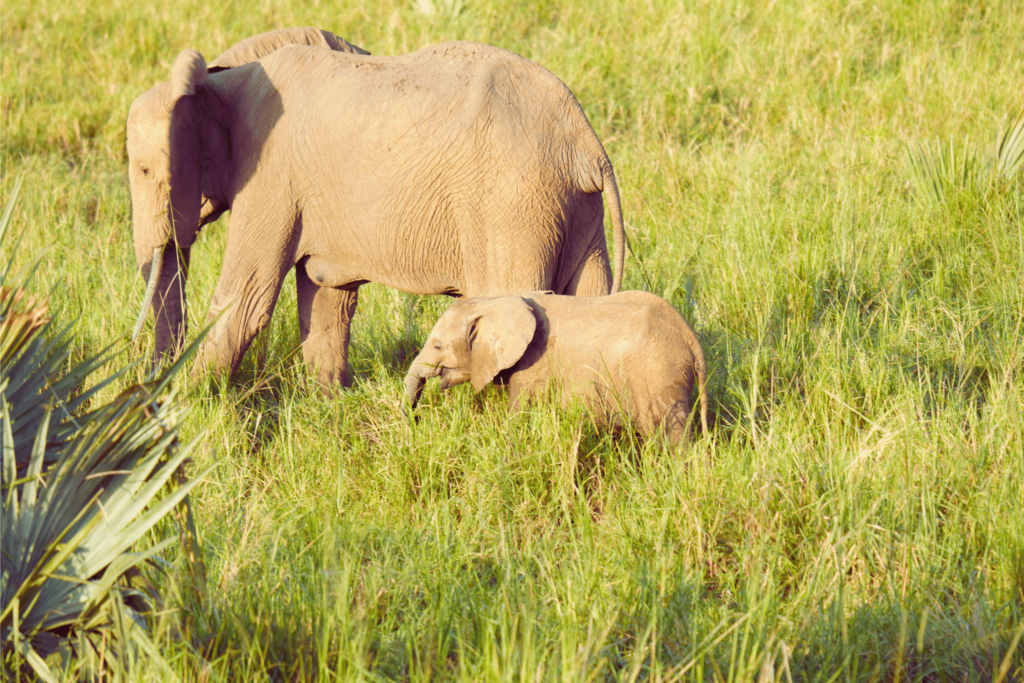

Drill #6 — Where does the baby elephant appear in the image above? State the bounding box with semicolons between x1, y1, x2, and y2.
405;291;709;445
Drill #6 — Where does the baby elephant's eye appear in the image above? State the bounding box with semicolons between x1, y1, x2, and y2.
433;341;442;350
140;166;151;178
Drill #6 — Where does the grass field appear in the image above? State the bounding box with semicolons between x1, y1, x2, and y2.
2;0;1023;679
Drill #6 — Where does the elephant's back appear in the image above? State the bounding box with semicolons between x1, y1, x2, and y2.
258;41;559;91
259;42;588;145
536;292;699;412
411;42;591;140
531;292;696;362
401;41;567;91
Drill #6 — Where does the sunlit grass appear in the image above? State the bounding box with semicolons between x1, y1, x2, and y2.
2;0;1023;679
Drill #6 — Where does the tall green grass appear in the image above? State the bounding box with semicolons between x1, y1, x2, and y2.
2;0;1023;679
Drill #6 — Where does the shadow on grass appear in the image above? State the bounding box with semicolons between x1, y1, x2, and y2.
161;518;1024;681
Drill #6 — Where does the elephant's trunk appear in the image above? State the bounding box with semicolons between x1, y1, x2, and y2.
404;364;428;413
152;245;190;361
133;242;190;361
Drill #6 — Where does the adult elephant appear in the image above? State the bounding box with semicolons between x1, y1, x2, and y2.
128;26;367;371
128;34;626;388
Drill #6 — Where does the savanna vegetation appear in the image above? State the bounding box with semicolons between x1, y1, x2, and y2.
2;0;1023;679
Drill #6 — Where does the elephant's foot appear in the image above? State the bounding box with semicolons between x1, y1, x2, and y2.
307;360;352;395
190;338;235;382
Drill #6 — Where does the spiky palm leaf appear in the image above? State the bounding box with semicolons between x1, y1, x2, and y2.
906;109;1024;205
1;181;130;477
995;110;1024;180
906;135;979;205
1;180;212;681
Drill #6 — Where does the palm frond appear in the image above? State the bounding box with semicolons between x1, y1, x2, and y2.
905;108;1023;205
995;109;1024;180
1;183;212;680
906;135;980;205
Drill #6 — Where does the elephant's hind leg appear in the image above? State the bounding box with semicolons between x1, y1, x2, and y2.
660;399;695;448
559;194;612;297
564;246;613;297
296;262;359;389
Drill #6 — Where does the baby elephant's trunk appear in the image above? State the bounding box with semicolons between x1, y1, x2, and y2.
404;364;427;412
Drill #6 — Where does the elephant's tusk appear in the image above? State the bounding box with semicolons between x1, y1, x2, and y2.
132;245;165;341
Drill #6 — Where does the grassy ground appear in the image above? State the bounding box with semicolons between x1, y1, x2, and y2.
3;0;1023;679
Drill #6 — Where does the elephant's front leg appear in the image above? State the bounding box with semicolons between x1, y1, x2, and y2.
296;261;359;388
194;237;292;379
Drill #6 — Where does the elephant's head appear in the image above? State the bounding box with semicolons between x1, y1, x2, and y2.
405;296;537;411
127;49;211;358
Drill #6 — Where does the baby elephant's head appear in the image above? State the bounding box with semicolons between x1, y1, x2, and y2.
405;296;537;411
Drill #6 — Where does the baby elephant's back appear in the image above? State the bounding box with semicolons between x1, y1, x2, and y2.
524;291;699;408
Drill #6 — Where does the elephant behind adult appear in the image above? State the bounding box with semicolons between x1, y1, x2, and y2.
206;26;369;71
128;38;626;387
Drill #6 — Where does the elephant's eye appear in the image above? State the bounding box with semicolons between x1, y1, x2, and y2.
433;341;442;350
140;166;151;178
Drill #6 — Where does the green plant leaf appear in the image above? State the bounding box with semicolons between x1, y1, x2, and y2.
995;110;1024;180
9;635;60;683
2;183;209;680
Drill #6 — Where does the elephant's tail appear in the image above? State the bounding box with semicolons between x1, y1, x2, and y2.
696;348;709;437
602;163;626;295
686;326;709;437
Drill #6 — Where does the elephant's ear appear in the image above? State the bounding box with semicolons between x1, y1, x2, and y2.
170;50;208;100
468;296;537;392
207;27;370;72
166;50;206;247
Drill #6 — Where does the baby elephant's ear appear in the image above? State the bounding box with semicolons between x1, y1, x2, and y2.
469;296;537;392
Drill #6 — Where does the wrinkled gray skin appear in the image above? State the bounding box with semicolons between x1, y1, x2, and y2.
405;291;709;446
128;29;626;388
